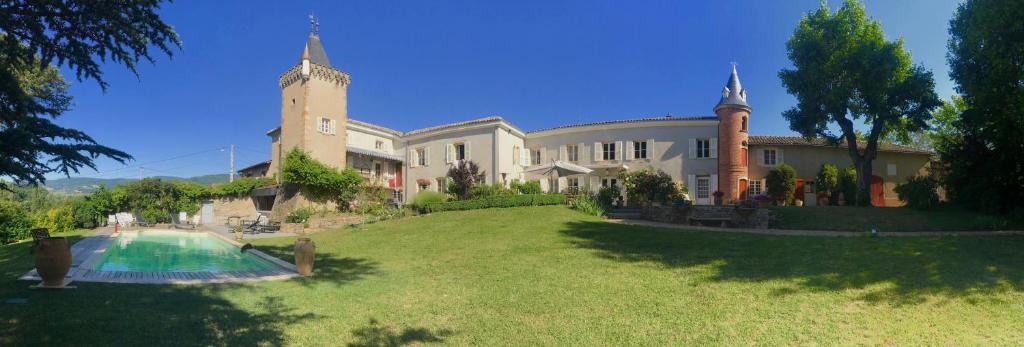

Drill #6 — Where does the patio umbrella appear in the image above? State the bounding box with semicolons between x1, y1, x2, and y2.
524;160;593;192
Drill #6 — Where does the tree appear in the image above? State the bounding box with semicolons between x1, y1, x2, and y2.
619;168;680;206
778;0;940;206
765;164;797;204
928;95;965;155
446;160;485;200
942;0;1024;213
0;1;181;187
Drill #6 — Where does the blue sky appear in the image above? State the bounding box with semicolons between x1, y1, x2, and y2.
52;0;960;180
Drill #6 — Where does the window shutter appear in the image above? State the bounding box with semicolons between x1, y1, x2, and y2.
445;144;453;164
557;177;566;193
578;143;585;162
687;174;696;199
688;139;696;159
409;149;417;168
710;138;718;158
330;119;337;134
538;147;546;164
521;148;528;166
778;149;784;164
625;141;634;160
647;139;655;159
465;141;471;161
594;142;601;161
711;174;719;195
424;147;430;166
559;145;567;161
539;178;549;192
757;149;764;167
615;141;623;162
590;175;601;193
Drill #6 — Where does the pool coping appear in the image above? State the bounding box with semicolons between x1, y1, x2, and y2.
20;227;300;285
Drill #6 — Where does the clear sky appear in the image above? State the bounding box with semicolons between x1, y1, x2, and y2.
52;0;960;180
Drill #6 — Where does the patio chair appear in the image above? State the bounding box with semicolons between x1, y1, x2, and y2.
29;228;50;254
243;215;266;234
134;213;155;227
170;213;195;230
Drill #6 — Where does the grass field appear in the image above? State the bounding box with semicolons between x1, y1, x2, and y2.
769;205;1024;232
2;206;1023;345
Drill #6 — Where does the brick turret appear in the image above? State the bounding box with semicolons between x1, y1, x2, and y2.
714;64;751;202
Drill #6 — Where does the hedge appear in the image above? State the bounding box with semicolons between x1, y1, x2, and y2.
423;194;566;213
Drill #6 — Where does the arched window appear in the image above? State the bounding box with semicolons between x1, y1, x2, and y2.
741;116;748;132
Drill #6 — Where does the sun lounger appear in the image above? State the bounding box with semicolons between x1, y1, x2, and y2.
170;213;195;230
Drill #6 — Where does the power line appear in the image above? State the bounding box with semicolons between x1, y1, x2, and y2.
69;146;228;178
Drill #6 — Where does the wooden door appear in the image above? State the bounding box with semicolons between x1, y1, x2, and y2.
870;175;884;206
794;179;805;203
739;179;749;200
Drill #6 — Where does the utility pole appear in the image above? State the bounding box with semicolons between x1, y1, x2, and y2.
229;144;235;182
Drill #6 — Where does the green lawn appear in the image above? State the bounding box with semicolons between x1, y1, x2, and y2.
769;205;1024;232
2;206;1023;345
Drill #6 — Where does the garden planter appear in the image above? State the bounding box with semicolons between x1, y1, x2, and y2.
794;200;804;207
294;238;316;276
34;237;71;287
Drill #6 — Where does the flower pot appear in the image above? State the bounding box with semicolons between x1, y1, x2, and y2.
294;238;316;276
34;237;71;287
794;200;804;207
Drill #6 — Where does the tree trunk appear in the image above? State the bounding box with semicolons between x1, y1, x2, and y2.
855;158;873;206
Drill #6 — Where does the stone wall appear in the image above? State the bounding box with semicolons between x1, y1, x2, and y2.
269;184;338;222
642;205;769;229
212;196;259;226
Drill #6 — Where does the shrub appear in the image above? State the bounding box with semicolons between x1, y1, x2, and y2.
571;194;605;217
766;164;797;204
0;200;33;244
410;191;447;212
281;148;363;209
510;180;542;195
620;168;680;206
597;186;619;209
354;185;392;215
838;165;858;204
894;175;940;210
423;194;565;213
210;176;275;198
815;164;839;194
285;207;317;223
446;160;485;200
70;198;101;228
37;205;76;233
470;183;513;198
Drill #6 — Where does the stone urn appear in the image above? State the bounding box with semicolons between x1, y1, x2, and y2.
34;237;71;287
294;238;316;276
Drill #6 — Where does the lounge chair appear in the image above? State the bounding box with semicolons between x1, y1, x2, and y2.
170;213;195;230
134;214;154;227
243;215;265;234
29;228;50;254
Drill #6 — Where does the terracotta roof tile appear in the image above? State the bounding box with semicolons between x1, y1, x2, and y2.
527;115;717;134
748;135;932;154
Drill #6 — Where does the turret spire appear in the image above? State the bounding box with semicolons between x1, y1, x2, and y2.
714;63;750;112
298;14;331;67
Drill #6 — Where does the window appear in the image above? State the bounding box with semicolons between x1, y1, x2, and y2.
696;177;710;199
436;178;446;193
566;144;579;162
887;163;897;176
374;163;382;179
418;182;429;192
454;143;466;161
531;149;542;165
416;148;426;166
741;117;748;132
317;117;336;135
805;181;815;194
602;142;616;161
749;180;763;196
513;146;521;165
375;140;384;150
696;139;711;158
602;178;618;188
763;149;777;166
566;178;579;192
633;141;647;159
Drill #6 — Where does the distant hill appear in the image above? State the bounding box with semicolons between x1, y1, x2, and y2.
45;174;231;194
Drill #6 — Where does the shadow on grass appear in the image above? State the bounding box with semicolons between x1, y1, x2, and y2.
254;244;379;287
347;318;454;347
560;220;1024;305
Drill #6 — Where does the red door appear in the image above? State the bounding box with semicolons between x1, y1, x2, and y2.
794;179;805;203
870;175;884;206
739;179;749;200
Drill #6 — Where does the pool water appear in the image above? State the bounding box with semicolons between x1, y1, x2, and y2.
93;230;276;272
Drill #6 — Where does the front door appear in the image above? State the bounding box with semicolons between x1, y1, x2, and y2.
739;178;749;200
200;201;214;225
870;175;885;206
695;177;711;205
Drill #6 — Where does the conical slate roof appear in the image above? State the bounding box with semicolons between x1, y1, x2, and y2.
714;65;750;112
299;34;331;67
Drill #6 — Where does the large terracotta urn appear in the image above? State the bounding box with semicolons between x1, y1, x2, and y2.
34;237;71;287
294;238;316;276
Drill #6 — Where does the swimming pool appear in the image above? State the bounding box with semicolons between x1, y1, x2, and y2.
93;229;276;272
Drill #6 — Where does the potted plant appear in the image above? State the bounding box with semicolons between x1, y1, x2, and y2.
713;190;725;206
794;199;804;207
753;194;770;208
234;225;243;241
294;238;316;276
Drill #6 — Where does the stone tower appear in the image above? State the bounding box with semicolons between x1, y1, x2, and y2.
714;64;751;202
276;21;350;172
